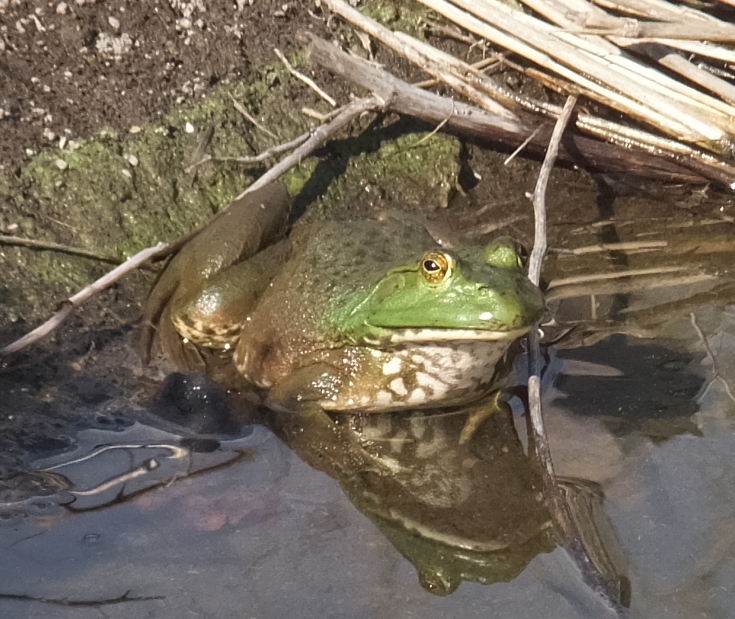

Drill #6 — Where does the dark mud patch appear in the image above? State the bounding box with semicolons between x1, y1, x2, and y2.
0;0;327;171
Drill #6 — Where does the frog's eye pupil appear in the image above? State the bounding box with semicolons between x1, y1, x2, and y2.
424;259;440;272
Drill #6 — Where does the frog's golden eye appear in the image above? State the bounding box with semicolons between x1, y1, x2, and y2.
421;251;451;284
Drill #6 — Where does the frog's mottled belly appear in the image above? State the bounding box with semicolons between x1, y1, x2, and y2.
320;341;508;412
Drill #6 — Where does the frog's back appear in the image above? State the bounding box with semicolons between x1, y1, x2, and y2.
293;219;435;287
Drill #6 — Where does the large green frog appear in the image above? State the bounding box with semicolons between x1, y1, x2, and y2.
139;183;545;414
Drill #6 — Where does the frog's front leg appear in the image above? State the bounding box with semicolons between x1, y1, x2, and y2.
171;240;290;349
265;363;393;476
458;391;513;445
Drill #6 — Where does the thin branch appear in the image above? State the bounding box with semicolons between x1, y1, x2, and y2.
528;95;578;284
0;234;122;264
233;95;383;201
228;93;278;139
504;125;544;165
410;115;451;148
528;95;634;613
212;132;311;165
274;47;337;107
302;107;329;120
0;243;168;356
528;93;576;539
526;94;576;491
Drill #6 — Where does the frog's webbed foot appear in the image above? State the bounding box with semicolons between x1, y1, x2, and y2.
458;391;512;445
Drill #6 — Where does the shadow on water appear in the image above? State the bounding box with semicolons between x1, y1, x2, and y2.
553;335;704;442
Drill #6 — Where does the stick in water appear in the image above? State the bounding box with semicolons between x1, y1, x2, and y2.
527;95;629;615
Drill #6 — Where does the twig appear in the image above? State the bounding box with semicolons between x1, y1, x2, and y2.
302;107;329;120
465;214;525;237
528;93;575;529
504;125;544;165
528;95;636;613
551;240;668;255
528;95;577;284
410;115;451;148
212;132;311;165
228;93;278;139
233;95;383;201
528;93;626;606
0;243;168;356
0;235;121;264
274;48;337;107
526;94;576;494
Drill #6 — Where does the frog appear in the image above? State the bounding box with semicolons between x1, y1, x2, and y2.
138;182;545;416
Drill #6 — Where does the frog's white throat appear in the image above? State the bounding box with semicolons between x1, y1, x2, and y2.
365;326;530;346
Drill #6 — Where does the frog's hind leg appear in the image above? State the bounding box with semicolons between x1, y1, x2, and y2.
171;239;291;350
136;182;291;365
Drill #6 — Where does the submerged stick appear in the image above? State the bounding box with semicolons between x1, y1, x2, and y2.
0;243;168;356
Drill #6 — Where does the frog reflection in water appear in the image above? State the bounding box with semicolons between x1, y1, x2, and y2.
139;182;545;417
267;395;629;599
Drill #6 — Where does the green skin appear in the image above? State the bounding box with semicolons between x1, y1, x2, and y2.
140;183;545;413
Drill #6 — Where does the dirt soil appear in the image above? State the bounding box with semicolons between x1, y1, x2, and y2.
0;0;325;170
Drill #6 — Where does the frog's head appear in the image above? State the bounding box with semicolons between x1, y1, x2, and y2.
344;237;545;346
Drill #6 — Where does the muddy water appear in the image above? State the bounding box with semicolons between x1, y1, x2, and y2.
2;183;735;619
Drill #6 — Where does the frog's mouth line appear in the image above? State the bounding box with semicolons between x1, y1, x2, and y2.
383;327;532;344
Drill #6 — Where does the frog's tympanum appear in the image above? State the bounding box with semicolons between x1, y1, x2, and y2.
139;182;545;415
